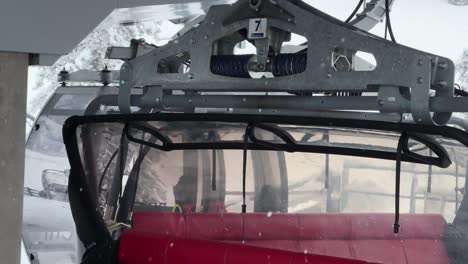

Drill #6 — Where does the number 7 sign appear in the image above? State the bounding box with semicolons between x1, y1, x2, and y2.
248;18;268;39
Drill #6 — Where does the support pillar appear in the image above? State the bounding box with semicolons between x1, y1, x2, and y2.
0;51;29;264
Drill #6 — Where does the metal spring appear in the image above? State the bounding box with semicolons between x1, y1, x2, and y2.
210;53;308;78
211;55;253;78
272;53;307;77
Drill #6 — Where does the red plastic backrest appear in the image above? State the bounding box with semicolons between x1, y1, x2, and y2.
131;212;446;241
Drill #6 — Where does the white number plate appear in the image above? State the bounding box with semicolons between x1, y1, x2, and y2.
248;18;267;39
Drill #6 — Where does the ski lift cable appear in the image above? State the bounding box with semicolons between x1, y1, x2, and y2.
345;0;365;23
385;0;397;43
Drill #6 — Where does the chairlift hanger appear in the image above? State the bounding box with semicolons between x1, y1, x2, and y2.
58;0;468;126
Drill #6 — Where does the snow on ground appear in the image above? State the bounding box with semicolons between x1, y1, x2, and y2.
26;18;182;120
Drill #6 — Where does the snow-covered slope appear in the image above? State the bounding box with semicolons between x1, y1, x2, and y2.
27;19;182;119
456;49;468;88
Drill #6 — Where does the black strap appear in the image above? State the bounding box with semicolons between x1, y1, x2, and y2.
98;148;119;192
242;124;253;213
394;132;407;233
209;131;217;191
212;149;217;191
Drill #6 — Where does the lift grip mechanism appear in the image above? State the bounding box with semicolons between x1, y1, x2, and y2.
60;0;465;125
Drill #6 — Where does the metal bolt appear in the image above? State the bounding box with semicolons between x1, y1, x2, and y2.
242;98;247;102
190;39;196;44
204;35;208;40
417;60;423;66
378;100;384;106
417;77;423;84
257;63;265;70
250;0;261;9
155;98;160;104
438;81;448;87
258;108;262;112
438;62;448;70
327;72;332;78
188;73;194;79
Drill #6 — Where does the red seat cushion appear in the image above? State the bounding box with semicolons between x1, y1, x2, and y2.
128;212;449;264
243;213;299;240
245;240;300;252
119;230;170;264
402;240;450;264
351;240;407;264
299;214;351;240
166;237;227;264
185;213;243;241
119;230;371;264
300;240;354;260
349;214;445;240
132;212;185;237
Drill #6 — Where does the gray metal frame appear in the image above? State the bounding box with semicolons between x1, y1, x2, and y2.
118;0;457;125
60;0;468;126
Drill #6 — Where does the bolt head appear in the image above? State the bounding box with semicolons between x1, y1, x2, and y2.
438;62;448;70
250;0;261;8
